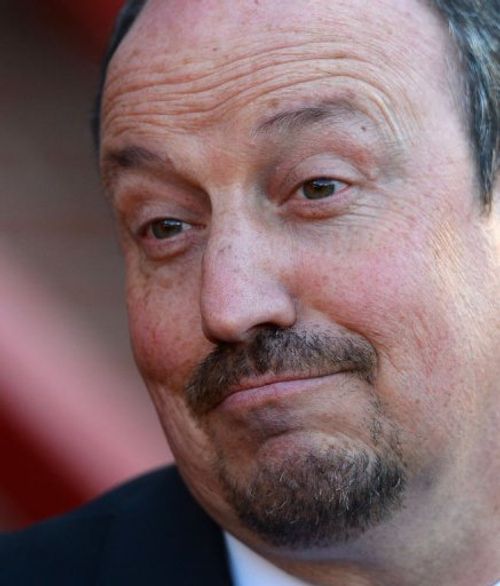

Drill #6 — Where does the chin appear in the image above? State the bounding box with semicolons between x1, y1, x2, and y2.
214;430;408;549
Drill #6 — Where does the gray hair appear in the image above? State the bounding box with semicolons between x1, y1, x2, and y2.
92;0;500;208
429;0;499;210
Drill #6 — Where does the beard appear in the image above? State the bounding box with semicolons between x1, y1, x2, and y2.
185;326;407;548
218;442;406;548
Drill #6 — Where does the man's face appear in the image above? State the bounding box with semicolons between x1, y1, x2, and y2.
101;0;500;554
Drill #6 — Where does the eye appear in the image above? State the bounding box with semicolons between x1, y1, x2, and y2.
299;177;348;200
147;218;190;239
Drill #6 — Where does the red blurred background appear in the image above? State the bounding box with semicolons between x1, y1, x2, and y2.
0;0;171;530
28;0;124;58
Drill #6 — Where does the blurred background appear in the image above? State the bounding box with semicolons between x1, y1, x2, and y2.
0;0;171;530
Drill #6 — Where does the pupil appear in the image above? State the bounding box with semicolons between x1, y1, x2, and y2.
151;219;183;239
303;178;336;200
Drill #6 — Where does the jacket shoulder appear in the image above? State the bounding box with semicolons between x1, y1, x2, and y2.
0;466;231;585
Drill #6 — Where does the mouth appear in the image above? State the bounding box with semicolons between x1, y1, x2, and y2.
185;328;377;417
215;362;358;412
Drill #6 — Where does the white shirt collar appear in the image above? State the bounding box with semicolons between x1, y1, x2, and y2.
224;532;500;586
224;532;314;586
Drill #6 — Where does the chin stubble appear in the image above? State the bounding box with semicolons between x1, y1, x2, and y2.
218;443;407;548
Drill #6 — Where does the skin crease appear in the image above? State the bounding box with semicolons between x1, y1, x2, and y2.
100;0;500;584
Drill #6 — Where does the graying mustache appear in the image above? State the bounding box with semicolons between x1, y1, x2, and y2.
185;328;377;416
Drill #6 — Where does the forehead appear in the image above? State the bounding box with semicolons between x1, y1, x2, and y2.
101;0;454;152
115;0;445;56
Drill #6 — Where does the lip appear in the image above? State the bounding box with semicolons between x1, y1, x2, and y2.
216;367;355;412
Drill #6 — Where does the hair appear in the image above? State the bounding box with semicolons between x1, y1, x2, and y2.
92;0;500;208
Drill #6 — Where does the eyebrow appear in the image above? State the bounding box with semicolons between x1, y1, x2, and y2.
100;145;179;191
254;99;374;136
102;145;166;173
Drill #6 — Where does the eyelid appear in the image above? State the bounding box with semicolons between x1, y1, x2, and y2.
140;216;193;238
133;216;202;262
120;199;197;236
275;155;361;200
296;177;350;196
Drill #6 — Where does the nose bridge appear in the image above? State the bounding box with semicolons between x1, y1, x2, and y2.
200;205;296;342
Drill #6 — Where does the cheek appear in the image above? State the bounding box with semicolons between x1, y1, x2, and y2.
297;237;470;439
299;239;445;348
125;269;222;486
125;266;208;392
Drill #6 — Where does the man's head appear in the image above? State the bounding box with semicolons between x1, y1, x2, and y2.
98;0;500;580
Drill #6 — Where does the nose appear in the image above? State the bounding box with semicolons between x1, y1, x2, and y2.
200;217;296;344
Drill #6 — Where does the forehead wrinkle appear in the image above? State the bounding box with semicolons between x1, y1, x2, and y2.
104;42;369;122
108;34;336;88
120;0;447;85
108;0;450;104
105;29;409;124
104;66;413;149
107;0;457;130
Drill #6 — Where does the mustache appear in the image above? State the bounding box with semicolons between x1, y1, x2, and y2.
185;327;377;416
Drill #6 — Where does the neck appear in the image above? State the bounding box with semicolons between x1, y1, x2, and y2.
258;479;500;586
270;529;500;586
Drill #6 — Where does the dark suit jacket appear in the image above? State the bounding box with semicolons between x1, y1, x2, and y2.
0;466;233;585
